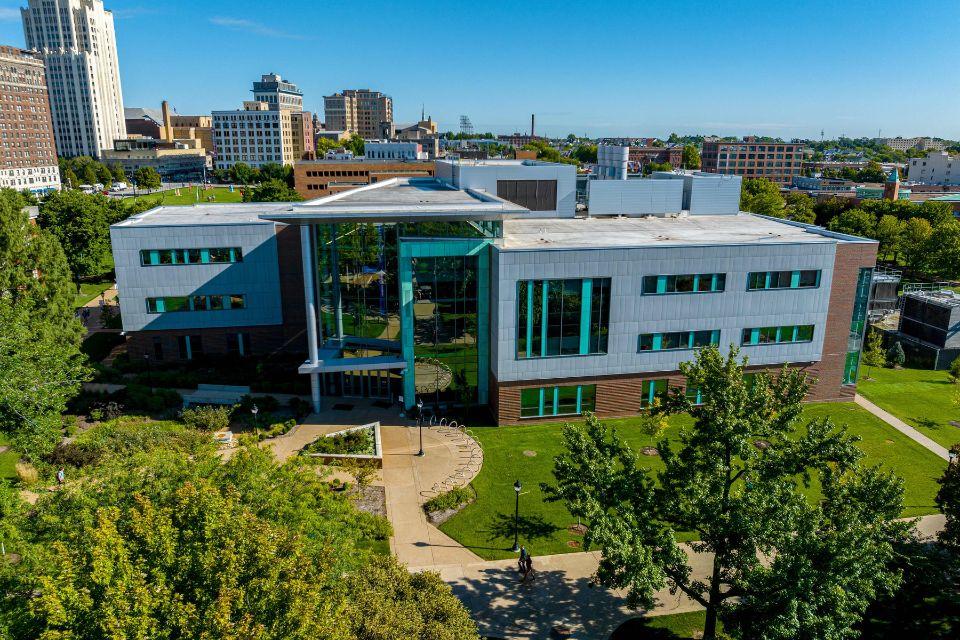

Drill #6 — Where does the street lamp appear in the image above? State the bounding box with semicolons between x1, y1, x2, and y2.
143;354;152;390
251;404;259;439
512;479;522;553
415;397;425;457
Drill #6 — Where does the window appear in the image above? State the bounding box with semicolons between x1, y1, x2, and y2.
519;384;597;418
146;294;245;313
640;379;668;409
741;325;815;345
642;273;726;295
517;278;611;358
638;329;721;352
140;247;242;266
177;335;203;360
226;332;250;356
747;270;821;290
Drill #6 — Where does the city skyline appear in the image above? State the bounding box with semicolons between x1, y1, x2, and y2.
1;0;959;140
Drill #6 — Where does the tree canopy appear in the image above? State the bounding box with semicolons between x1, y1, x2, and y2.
544;347;907;640
0;438;477;639
682;144;701;169
132;166;162;191
242;179;304;203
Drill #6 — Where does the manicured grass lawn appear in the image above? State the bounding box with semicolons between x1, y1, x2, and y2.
858;366;960;450
74;278;114;307
610;611;709;639
441;403;944;560
127;186;244;206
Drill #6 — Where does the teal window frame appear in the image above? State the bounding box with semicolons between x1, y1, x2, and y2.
741;324;815;345
518;384;597;418
516;278;611;359
139;247;243;266
638;329;721;352
641;273;726;295
640;379;668;409
746;270;821;291
146;294;246;314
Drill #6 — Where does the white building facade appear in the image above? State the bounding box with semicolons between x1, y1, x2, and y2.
364;141;426;161
21;0;126;158
908;151;960;186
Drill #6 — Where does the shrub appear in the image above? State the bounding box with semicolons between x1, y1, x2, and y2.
423;486;473;514
949;357;960;384
73;418;209;459
887;341;906;368
15;461;38;485
120;384;181;413
262;419;296;439
336;458;378;492
180;405;232;431
45;442;102;468
302;428;373;455
88;401;124;423
289;397;311;420
236;394;280;414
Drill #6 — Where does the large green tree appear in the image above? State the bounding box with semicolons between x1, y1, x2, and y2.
937;447;960;553
242;178;304;203
0;190;86;460
740;178;785;216
132;166;162;191
37;190;114;282
827;207;877;238
682;144;701;169
0;443;476;639
544;347;907;640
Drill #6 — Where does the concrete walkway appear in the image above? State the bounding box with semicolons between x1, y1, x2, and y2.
259;399;484;567
423;513;946;639
855;394;950;460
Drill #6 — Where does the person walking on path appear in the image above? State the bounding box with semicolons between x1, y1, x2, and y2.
56;468;65;486
523;552;534;582
518;545;529;579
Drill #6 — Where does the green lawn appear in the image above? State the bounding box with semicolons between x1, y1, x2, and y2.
74;279;114;307
127;186;244;206
441;403;944;560
858;366;960;450
0;432;19;481
610;611;709;639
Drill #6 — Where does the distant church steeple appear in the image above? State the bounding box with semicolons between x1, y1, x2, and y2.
883;167;900;201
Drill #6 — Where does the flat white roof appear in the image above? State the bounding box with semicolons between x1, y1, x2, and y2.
500;214;864;250
113;202;293;227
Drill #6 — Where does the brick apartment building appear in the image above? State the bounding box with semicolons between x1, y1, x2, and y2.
628;145;683;171
0;46;60;193
700;136;804;184
293;160;435;199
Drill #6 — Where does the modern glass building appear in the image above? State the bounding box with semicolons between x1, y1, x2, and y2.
111;159;879;423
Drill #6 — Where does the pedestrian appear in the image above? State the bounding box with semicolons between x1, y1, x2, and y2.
56;467;65;486
524;552;534;581
518;545;528;576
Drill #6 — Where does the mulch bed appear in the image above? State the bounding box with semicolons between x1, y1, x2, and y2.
353;486;386;518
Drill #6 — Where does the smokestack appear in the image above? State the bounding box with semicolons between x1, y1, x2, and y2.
161;100;173;142
531;113;535;138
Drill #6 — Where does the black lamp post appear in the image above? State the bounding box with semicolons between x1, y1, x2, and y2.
512;479;522;552
143;354;152;390
251;404;259;439
416;397;425;457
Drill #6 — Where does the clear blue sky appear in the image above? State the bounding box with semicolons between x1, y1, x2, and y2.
2;0;958;140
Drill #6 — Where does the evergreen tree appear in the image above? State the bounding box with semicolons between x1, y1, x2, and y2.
887;341;906;368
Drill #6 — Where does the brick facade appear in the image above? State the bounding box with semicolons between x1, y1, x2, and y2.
294;160;435;199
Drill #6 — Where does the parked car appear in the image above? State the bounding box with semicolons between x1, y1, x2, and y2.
110;182;128;191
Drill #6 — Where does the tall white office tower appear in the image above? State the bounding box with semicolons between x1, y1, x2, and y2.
21;0;126;158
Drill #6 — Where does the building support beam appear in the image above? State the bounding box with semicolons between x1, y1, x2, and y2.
300;225;322;412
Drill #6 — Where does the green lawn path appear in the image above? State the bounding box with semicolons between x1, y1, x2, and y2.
440;402;944;560
858;366;960;450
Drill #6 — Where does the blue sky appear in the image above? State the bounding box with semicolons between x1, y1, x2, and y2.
2;0;958;140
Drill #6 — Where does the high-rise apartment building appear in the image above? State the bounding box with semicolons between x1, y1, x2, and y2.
324;89;392;139
700;137;804;185
0;45;60;193
21;0;126;158
212;74;313;170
